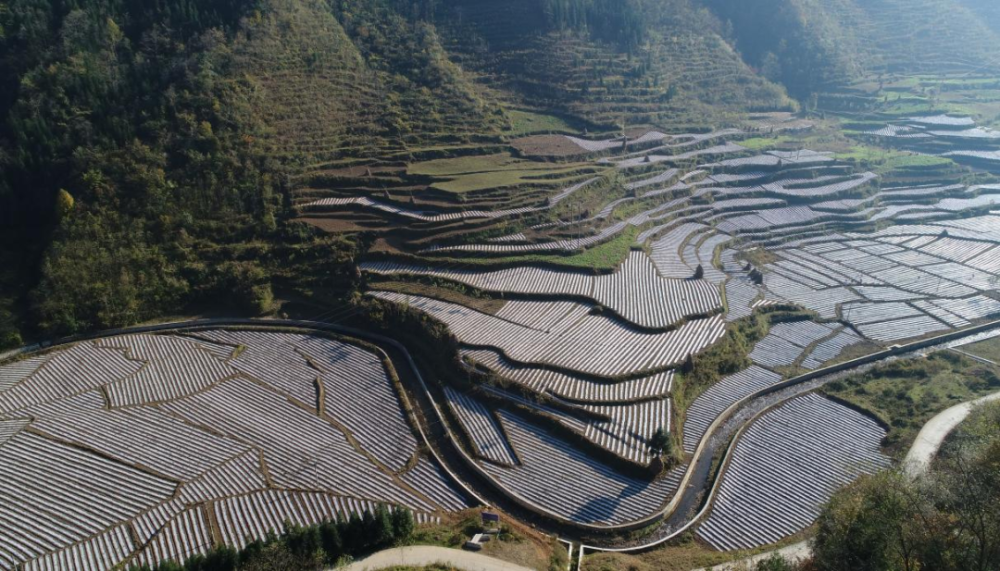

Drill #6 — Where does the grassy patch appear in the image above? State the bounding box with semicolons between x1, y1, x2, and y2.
835;146;954;172
409;153;537;177
406;226;640;272
506;109;581;136
736;135;795;151
957;335;1000;363
822;351;1000;456
584;527;813;571
406;511;553;570
555;227;642;269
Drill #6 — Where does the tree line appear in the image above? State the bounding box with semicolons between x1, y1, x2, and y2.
128;504;416;571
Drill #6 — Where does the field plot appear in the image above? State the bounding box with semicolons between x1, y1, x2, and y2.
697;394;890;551
312;124;1000;538
365;251;721;329
480;410;681;526
21;524;134;571
749;321;838;370
754;218;1000;343
461;348;674;403
193;330;419;472
444;387;519;466
0;331;469;570
682;367;782;453
371;292;726;377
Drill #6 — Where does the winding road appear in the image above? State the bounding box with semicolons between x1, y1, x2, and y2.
903;389;1000;476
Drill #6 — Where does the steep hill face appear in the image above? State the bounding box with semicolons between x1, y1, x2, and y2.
957;0;1000;36
705;0;1000;96
437;0;794;128
230;0;504;166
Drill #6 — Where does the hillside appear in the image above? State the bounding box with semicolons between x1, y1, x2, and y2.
4;0;1000;347
437;0;794;128
705;0;1000;96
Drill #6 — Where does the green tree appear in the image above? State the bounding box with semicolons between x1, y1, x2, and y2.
813;471;931;571
344;512;366;553
391;507;415;542
374;503;395;547
755;553;798;571
54;189;74;220
201;545;238;571
319;519;343;563
647;427;672;456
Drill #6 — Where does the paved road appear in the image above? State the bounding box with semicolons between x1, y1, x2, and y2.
339;545;536;571
699;541;811;571
903;389;1000;476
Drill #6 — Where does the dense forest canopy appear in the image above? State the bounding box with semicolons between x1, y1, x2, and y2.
0;0;299;340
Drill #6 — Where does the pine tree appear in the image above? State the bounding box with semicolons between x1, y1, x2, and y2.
319;519;343;563
391;507;415;542
374;504;395;547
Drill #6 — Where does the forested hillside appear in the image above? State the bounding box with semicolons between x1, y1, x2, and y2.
3;0;1000;348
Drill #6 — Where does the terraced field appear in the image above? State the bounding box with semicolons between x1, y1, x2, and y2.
9;112;1000;564
0;332;469;570
696;394;891;550
329;118;1000;544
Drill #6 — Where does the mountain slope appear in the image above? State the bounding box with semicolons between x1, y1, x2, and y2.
705;0;1000;96
437;0;794;129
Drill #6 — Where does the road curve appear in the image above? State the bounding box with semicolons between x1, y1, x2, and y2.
903;389;1000;476
338;545;535;571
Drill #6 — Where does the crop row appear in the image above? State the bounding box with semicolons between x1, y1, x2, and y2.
178;450;268;504
800;329;863;370
581;399;671;464
305;196;542;223
22;524;134;571
481;410;679;525
649;223;709;278
461;348;674;403
31;407;249;481
160;376;428;511
856;315;951;343
0;432;175;568
96;335;237;407
444;387;519;466
749;322;838;370
682;366;783;453
0;343;142;415
478;385;663;465
132;508;213;569
402;251;717;327
0;331;472;570
372;292;726;377
697;394;890;551
400;457;472;512
196;331;418;472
